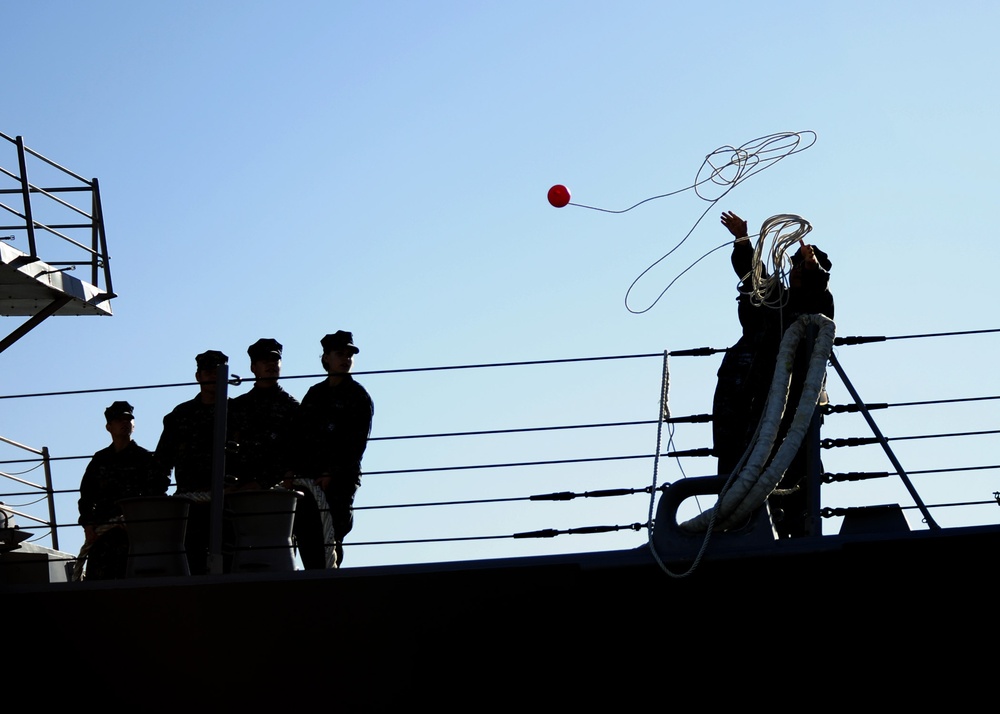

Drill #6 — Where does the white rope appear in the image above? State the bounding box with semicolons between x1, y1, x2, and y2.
293;478;338;569
746;214;812;310
646;350;718;578
647;351;669;549
646;351;703;578
680;314;836;533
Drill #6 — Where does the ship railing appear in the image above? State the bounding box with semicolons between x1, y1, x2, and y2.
0;434;58;550
1;326;999;577
0;131;113;298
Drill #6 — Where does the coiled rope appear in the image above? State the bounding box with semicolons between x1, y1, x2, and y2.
747;214;813;309
293;478;338;569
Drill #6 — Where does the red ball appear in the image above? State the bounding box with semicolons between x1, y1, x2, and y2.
547;184;571;208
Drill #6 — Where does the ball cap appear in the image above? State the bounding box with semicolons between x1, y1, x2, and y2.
105;400;135;421
321;330;359;355
195;350;228;371
248;338;282;361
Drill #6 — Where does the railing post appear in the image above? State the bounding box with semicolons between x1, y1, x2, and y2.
40;446;58;551
798;321;823;537
15;136;37;257
90;180;99;287
92;177;114;297
647;350;670;539
802;401;823;537
828;352;940;529
208;360;230;575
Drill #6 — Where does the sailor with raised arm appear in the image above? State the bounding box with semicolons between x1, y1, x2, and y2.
712;212;833;537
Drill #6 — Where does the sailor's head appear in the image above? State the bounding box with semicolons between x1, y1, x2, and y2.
104;400;135;438
247;338;282;384
789;245;831;287
790;245;831;271
195;350;228;389
320;330;358;374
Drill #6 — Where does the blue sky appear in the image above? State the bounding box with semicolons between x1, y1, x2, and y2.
3;1;998;567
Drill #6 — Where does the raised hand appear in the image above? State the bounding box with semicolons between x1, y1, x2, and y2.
720;211;748;239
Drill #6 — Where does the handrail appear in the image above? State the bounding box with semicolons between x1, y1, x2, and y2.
0;132;112;297
2;328;998;573
0;435;58;549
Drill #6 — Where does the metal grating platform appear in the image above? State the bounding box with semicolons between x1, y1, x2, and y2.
0;241;112;316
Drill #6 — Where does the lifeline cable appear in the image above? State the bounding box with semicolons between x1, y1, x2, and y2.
7;328;991;403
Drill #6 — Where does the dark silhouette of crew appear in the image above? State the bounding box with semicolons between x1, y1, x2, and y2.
76;401;168;579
